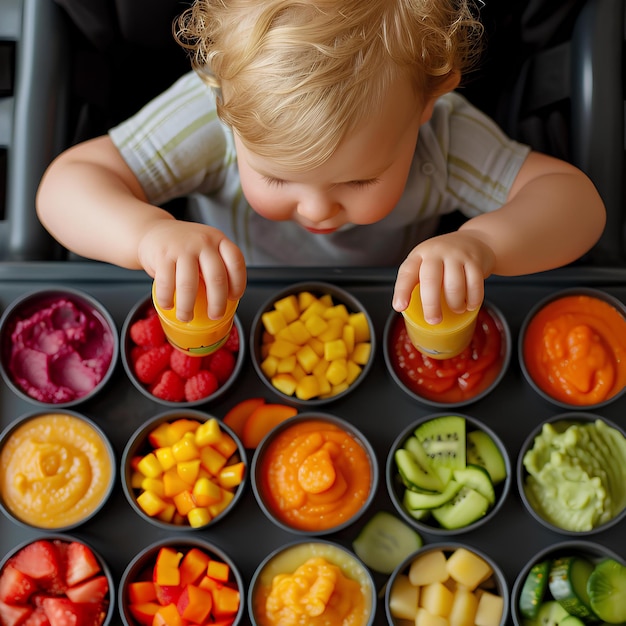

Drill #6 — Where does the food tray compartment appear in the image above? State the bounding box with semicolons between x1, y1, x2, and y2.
1;261;625;626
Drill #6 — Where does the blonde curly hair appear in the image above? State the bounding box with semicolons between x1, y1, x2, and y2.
175;0;483;171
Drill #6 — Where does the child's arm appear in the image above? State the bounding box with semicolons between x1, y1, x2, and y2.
392;151;607;324
36;135;246;322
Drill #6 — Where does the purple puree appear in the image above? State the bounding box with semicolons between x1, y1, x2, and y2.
9;299;114;403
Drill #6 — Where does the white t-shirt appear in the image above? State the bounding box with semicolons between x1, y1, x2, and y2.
109;71;530;267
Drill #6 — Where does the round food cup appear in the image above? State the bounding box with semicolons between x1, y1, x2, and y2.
251;413;378;535
0;287;119;408
250;282;375;406
0;534;115;626
517;413;626;535
386;413;511;535
384;301;511;408
121;294;244;407
119;537;244;626
0;410;115;531
519;287;626;410
401;285;480;359
151;280;239;356
122;409;247;531
511;540;626;626
385;543;509;626
249;539;376;626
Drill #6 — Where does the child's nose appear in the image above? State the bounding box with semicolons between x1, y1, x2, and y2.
296;194;342;223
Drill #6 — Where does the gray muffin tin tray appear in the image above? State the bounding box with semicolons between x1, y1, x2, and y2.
1;261;625;626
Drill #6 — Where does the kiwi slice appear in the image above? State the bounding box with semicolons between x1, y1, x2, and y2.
430;486;490;529
532;601;571;626
587;558;626;623
414;415;466;470
466;429;507;484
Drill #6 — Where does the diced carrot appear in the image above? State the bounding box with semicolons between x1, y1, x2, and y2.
241;404;298;448
153;547;182;586
179;548;211;587
127;581;157;604
222;397;266;437
207;560;230;583
129;600;160;625
152;602;184;626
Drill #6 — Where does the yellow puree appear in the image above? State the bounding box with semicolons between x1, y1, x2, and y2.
256;554;370;626
0;414;113;528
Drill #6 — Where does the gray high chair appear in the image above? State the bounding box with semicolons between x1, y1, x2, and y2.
0;0;624;263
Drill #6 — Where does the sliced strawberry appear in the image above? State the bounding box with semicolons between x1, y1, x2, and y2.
64;543;101;588
0;565;37;604
10;541;65;594
65;576;108;604
23;609;50;626
0;599;32;626
41;598;102;626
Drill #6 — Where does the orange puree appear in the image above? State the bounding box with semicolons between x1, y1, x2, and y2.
523;294;626;405
259;420;372;531
0;413;113;528
260;557;367;626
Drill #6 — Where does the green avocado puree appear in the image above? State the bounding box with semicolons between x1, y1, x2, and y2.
523;420;626;532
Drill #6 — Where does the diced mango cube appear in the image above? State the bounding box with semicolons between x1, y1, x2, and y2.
163;467;192;497
324;338;348;361
299;300;329;322
295;375;320;400
346;360;362;384
171;432;200;462
326;358;347;385
195;418;221;447
268;339;299;358
200;445;227;476
318;317;344;342
212;432;238;458
218;462;245;488
173;489;196;516
273;294;300;323
136;490;168;517
342;323;355;354
260;355;279;378
192;476;222;506
141;477;165;497
322;303;349;321
271;373;297;396
277;355;297;373
315;374;332;396
291;364;306;381
349;311;371;342
276;326;297;343
296;344;320;373
287;319;312;344
187;507;212;528
137;452;163;478
208;488;234;517
261;309;287;335
298;291;317;310
351;342;371;365
308;337;325;357
177;459;201;484
319;294;333;307
154;446;176;471
304;314;328;337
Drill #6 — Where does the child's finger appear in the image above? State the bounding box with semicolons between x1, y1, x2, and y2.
463;264;485;312
218;239;247;300
392;257;422;312
418;262;444;325
173;259;200;322
153;261;176;312
442;264;468;314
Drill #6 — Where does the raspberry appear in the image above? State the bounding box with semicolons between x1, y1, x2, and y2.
129;313;166;348
150;370;186;402
170;349;202;379
184;370;219;401
134;344;172;384
208;348;237;385
222;325;240;352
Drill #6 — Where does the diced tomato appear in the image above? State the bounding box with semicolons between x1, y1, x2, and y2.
22;608;50;626
0;565;37;604
64;544;101;588
65;576;108;604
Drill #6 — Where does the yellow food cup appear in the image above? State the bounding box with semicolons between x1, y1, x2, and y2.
152;281;239;356
401;286;480;359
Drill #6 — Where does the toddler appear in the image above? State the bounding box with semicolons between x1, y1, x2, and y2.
36;0;606;324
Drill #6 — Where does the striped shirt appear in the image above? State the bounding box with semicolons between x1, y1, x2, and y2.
109;71;530;267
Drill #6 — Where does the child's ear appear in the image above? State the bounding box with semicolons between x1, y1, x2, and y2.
419;71;461;124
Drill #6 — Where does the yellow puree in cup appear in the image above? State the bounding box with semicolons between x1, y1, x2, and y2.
253;543;372;626
0;414;113;528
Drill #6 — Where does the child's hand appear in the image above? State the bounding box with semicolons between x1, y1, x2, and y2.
138;220;247;322
392;231;496;324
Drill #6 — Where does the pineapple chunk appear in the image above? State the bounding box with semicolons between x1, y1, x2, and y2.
448;587;478;626
415;608;449;626
420;582;454;617
474;591;503;626
409;550;449;586
446;548;492;591
388;574;419;621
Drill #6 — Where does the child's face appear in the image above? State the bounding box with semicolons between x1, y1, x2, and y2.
234;77;430;234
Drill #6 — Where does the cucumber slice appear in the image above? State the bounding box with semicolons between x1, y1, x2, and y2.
403;479;462;510
548;556;598;621
352;511;423;575
395;446;444;493
453;464;496;505
519;559;551;619
587;558;626;623
414;415;466;470
466;430;507;484
430;486;490;529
